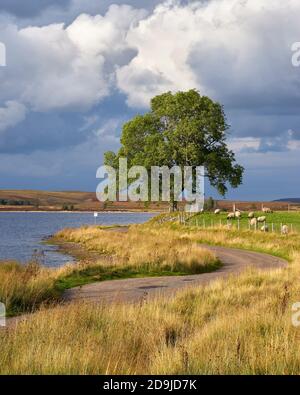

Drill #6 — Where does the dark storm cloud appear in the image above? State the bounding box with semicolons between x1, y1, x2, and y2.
0;0;163;22
0;0;70;18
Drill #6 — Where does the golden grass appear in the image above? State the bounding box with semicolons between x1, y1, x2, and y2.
0;260;61;316
2;221;300;374
0;226;218;315
1;258;299;374
54;226;218;273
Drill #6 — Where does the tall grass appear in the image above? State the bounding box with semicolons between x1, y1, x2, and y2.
54;226;218;274
1;221;299;374
0;226;218;315
0;257;298;374
0;260;60;316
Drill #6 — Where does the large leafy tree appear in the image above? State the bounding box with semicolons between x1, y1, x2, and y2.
104;89;244;208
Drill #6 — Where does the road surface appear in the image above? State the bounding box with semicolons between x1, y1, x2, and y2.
63;245;287;304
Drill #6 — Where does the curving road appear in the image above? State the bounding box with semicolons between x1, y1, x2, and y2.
63;245;287;304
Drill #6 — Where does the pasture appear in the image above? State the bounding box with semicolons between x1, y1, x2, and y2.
185;211;300;234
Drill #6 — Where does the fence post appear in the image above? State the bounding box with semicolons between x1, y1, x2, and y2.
237;218;240;231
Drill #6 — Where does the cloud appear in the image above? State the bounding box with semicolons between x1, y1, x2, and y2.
0;5;145;112
0;117;121;188
0;0;300;197
1;0;161;26
116;0;300;118
0;100;26;133
0;0;70;18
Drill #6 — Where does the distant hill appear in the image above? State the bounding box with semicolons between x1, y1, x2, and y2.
273;198;300;203
0;190;166;212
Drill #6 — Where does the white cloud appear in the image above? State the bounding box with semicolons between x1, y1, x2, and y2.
1;0;300;145
116;0;300;110
0;101;26;132
0;5;145;112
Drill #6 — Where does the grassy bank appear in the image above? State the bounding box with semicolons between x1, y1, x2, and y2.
155;211;300;234
0;226;219;316
0;260;61;316
0;259;298;374
2;219;300;374
53;226;220;290
150;213;300;260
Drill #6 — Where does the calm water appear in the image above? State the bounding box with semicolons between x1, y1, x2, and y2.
0;212;155;267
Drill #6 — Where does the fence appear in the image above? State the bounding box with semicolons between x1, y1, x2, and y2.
175;213;300;235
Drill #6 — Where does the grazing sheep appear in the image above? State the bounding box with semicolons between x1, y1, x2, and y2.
257;216;266;223
235;211;242;218
249;218;257;227
214;209;221;215
248;212;255;218
281;225;289;235
227;212;235;219
261;225;269;232
262;207;273;213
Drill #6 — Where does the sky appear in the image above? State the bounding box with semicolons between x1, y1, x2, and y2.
0;0;300;200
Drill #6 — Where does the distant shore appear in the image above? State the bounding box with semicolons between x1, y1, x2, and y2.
0;209;162;214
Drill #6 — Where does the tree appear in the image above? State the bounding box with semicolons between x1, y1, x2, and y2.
104;90;244;210
204;197;215;211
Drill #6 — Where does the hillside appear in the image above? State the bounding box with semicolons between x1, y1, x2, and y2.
0;190;166;212
0;190;298;212
274;198;300;203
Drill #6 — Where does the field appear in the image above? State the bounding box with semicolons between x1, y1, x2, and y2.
0;189;299;213
1;219;300;374
0;226;219;316
182;211;300;234
0;190;166;212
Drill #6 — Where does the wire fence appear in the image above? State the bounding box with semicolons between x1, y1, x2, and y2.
174;213;300;235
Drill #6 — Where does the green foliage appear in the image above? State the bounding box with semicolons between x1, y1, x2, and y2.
104;90;243;204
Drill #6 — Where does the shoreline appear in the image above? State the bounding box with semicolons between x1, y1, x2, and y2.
0;210;162;214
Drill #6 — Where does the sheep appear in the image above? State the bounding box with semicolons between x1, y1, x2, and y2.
214;209;221;215
261;225;269;232
248;212;255;218
262;207;273;213
281;225;289;235
257;216;266;223
249;218;257;227
235;211;242;219
227;212;235;219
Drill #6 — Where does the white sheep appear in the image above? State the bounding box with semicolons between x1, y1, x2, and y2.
235;211;242;219
249;218;257;227
214;209;221;215
281;225;289;235
262;207;273;213
257;216;266;223
248;212;255;218
261;225;269;232
227;212;235;219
